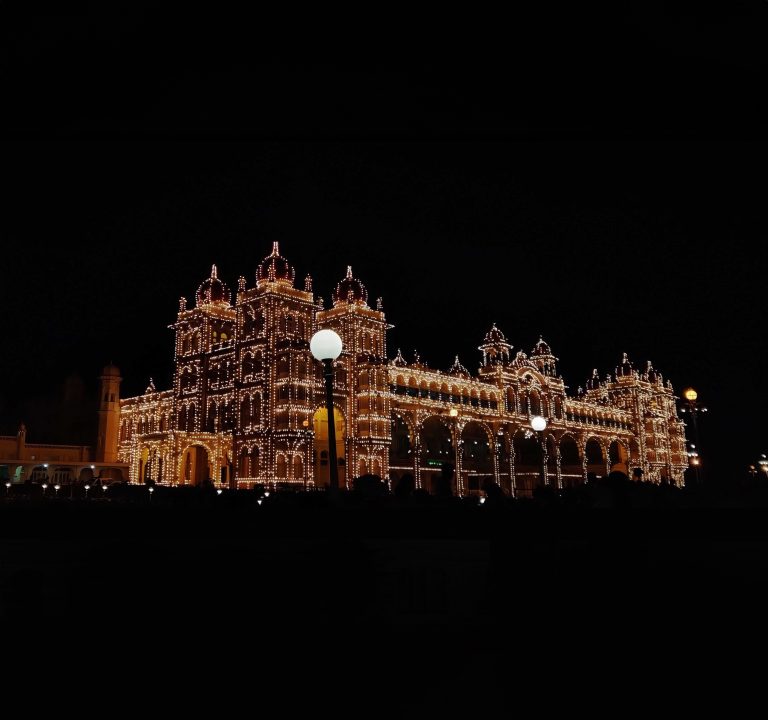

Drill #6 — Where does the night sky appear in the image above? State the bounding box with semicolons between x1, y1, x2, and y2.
3;7;767;478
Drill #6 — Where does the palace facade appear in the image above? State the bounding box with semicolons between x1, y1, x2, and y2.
115;243;688;494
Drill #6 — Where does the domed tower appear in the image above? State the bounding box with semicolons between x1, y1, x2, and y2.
479;323;512;367
615;352;634;379
233;242;316;489
172;264;237;479
174;264;236;361
317;264;391;488
531;336;558;377
256;241;296;287
196;264;232;308
332;266;369;307
643;360;663;385
96;363;122;463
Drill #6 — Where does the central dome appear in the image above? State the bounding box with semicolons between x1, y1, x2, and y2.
256;242;295;286
332;266;368;306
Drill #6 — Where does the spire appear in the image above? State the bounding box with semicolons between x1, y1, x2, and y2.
271;241;280;256
346;265;353;279
211;263;218;279
393;348;407;367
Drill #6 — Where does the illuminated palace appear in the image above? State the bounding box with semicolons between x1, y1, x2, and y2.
115;243;688;494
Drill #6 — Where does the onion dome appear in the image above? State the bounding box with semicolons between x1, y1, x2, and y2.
531;336;552;356
332;266;368;307
616;352;633;377
483;323;507;344
392;348;407;367
196;264;232;307
448;355;470;378
586;369;600;390
101;363;121;377
256;242;295;286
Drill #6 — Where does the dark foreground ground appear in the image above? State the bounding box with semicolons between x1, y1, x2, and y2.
2;496;766;710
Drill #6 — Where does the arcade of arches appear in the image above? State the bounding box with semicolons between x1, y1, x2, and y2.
388;414;635;497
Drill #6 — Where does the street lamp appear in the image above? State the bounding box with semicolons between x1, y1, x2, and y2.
530;415;548;486
680;387;707;483
5;482;10;497
148;486;155;502
54;484;60;498
310;328;343;494
84;483;91;499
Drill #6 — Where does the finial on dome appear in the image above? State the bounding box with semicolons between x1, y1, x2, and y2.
271;241;280;256
211;264;218;279
393;348;407;367
346;265;353;279
145;378;156;393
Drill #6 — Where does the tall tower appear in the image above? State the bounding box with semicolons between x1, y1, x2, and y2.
317;266;391;485
234;243;316;487
96;363;122;462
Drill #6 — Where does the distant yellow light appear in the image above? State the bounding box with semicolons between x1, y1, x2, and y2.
449;408;458;417
683;388;698;401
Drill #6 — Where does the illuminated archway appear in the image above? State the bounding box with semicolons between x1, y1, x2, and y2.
461;421;493;496
513;430;543;498
313;406;346;488
389;414;413;487
181;445;211;486
420;415;453;494
609;440;629;475
585;438;604;479
559;434;582;488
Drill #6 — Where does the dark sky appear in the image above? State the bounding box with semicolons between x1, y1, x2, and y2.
2;6;767;477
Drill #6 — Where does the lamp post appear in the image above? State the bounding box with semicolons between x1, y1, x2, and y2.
5;482;10;497
680;387;707;484
530;415;548;487
449;408;460;495
310;329;343;495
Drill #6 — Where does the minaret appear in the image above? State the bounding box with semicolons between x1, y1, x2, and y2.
96;363;122;462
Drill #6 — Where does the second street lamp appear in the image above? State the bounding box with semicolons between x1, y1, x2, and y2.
310;329;343;494
530;415;548;487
